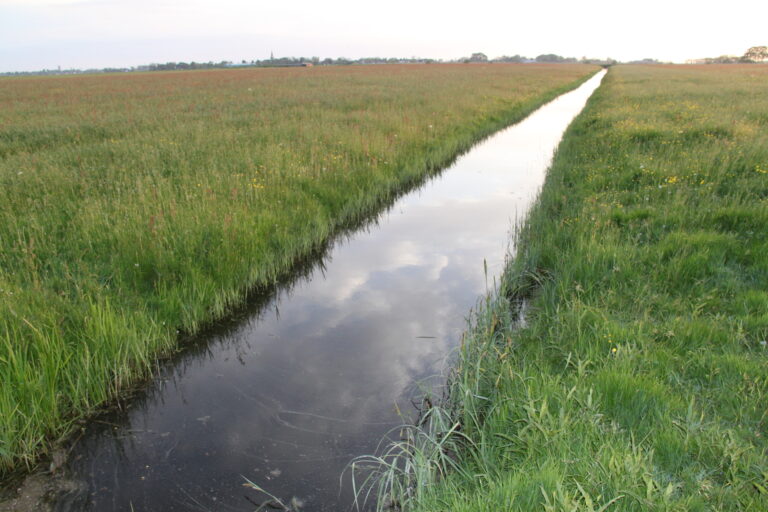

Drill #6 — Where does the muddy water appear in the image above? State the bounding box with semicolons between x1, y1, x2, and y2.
46;71;605;511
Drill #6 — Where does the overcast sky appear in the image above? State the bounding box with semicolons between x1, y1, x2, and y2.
0;0;764;72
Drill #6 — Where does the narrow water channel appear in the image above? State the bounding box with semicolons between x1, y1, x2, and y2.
50;71;605;511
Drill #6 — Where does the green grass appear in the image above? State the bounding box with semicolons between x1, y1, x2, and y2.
371;65;768;511
0;63;599;474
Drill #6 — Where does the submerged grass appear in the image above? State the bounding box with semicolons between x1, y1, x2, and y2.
0;64;598;474
368;65;768;510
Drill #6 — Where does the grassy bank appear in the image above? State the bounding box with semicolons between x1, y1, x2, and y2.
0;64;598;473
381;65;768;510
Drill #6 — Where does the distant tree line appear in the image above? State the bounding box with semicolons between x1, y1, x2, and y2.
692;46;768;64
145;53;618;72
146;56;441;71
2;52;621;76
460;52;617;66
146;60;233;71
0;67;134;76
625;58;664;65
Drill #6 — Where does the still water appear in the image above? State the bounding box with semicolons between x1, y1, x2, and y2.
52;71;605;511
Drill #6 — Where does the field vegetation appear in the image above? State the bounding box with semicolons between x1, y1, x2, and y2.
372;65;768;510
0;63;598;473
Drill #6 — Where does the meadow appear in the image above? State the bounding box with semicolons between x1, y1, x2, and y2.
373;65;768;510
0;63;598;474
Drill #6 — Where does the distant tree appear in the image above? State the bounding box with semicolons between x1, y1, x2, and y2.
468;52;488;62
706;55;740;64
494;54;526;63
535;54;565;63
742;46;768;62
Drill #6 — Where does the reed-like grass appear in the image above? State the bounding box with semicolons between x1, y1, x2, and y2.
369;65;768;511
0;64;598;474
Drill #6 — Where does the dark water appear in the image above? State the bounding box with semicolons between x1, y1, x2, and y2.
51;71;605;512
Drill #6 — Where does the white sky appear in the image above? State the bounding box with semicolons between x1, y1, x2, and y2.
0;0;764;72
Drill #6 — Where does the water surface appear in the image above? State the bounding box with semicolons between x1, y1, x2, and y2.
54;71;605;511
